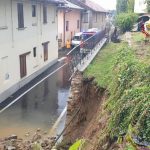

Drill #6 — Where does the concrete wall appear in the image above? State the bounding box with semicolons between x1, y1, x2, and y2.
0;0;58;102
81;10;106;31
92;12;106;30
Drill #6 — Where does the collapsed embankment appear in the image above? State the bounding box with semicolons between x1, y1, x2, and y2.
57;71;109;150
57;34;150;150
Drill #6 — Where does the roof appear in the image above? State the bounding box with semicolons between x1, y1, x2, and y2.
82;0;107;12
63;0;83;10
30;0;66;4
69;0;107;12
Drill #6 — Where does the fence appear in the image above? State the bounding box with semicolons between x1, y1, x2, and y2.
66;29;106;75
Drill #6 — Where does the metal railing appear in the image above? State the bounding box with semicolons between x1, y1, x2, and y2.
66;29;106;75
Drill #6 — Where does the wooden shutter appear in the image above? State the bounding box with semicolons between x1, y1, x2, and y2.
17;3;24;28
20;55;26;78
42;42;49;61
19;52;30;78
32;5;36;17
66;21;69;31
77;20;80;29
43;5;47;23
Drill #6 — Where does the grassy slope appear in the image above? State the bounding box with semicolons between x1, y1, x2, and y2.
84;42;126;88
83;34;150;149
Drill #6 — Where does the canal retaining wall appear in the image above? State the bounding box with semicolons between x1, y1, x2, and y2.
61;71;107;146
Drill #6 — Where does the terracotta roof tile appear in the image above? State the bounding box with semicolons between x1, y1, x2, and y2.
82;0;107;12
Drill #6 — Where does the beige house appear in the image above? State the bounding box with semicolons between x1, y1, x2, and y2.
58;0;83;48
70;0;107;31
0;0;64;102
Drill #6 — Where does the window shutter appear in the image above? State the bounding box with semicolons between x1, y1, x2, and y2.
17;3;24;28
43;5;47;23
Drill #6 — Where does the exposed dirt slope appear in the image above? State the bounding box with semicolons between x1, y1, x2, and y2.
56;72;111;150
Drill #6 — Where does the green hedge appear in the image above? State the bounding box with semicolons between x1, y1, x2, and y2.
107;46;150;143
115;13;138;32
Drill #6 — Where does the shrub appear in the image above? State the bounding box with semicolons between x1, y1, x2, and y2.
107;46;150;143
115;13;138;32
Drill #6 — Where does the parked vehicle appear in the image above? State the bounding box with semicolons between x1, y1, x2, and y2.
87;28;99;32
80;29;105;56
71;32;83;47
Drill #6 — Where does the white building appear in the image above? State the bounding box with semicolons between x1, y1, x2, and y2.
134;0;147;13
0;0;64;102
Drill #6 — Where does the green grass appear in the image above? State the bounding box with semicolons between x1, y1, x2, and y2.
84;41;150;145
84;42;127;88
132;32;145;42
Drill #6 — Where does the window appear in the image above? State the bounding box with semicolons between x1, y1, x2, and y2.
20;54;27;78
83;12;88;23
77;20;80;29
19;52;30;78
102;14;104;22
32;5;36;17
17;3;24;28
66;21;69;31
94;13;97;22
43;5;47;23
0;1;7;27
42;42;49;61
33;47;36;57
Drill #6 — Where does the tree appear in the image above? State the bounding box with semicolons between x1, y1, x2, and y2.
115;13;138;32
127;0;135;12
145;0;150;12
116;0;128;14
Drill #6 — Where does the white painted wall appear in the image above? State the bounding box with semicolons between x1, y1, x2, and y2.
0;0;58;102
134;0;147;13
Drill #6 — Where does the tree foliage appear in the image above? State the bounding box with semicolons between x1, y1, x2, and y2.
145;0;150;12
116;0;135;13
127;0;135;12
115;13;138;32
107;46;150;143
116;0;128;14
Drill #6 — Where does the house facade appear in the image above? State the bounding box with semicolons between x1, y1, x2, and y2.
0;0;63;102
70;0;107;31
58;0;83;48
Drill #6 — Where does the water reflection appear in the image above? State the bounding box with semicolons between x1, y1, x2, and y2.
0;66;70;138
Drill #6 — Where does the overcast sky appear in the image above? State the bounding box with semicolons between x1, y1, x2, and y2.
91;0;116;10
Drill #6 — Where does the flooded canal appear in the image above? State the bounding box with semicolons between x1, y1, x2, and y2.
0;64;70;138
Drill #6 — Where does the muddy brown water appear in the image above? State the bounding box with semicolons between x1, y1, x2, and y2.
0;67;70;138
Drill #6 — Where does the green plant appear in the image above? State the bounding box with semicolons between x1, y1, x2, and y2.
69;139;85;150
116;0;128;14
145;0;150;12
107;46;150;143
132;32;145;42
127;0;135;13
115;13;138;32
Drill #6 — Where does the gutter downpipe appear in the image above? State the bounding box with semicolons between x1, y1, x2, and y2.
63;9;66;47
11;0;14;47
